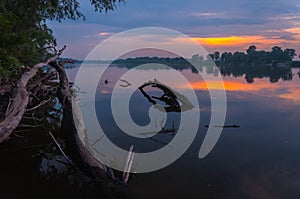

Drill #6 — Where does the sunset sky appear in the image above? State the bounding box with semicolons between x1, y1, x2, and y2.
49;0;300;59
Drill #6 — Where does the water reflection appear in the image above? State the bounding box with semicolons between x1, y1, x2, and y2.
1;61;300;199
74;59;300;83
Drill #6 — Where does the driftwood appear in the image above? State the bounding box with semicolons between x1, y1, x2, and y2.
50;61;109;181
0;85;12;95
0;46;110;182
0;46;66;143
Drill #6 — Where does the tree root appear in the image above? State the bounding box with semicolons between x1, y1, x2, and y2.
0;46;66;143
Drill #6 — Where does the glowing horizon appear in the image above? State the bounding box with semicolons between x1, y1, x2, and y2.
191;34;300;54
178;78;300;102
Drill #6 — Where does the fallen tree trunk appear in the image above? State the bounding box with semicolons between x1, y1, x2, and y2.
0;85;12;95
0;46;110;181
50;61;110;181
0;46;66;143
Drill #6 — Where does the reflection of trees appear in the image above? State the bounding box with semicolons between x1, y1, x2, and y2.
69;44;300;84
219;63;293;83
107;51;298;83
209;45;298;83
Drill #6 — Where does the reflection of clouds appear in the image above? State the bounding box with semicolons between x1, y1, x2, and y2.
99;89;111;94
179;78;279;91
179;77;300;102
239;163;300;199
279;89;300;101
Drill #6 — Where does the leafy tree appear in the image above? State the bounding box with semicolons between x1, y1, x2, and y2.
207;53;215;61
284;48;297;60
232;51;247;63
0;0;123;78
246;45;257;62
213;51;220;62
218;45;297;65
246;45;257;55
271;46;283;61
220;52;232;63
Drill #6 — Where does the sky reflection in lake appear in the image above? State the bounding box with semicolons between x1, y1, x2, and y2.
66;62;300;198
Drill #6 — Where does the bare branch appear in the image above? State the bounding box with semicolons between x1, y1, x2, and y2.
26;98;51;112
48;131;73;166
0;46;66;143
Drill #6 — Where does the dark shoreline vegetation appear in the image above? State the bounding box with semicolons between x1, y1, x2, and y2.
0;0;129;197
68;45;300;84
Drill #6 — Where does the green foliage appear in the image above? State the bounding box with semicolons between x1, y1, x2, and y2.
0;55;21;78
0;0;124;78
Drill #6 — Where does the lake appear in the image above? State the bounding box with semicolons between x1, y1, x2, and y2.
1;61;300;199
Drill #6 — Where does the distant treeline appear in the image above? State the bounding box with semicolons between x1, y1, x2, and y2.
66;45;299;66
63;45;300;83
206;45;298;65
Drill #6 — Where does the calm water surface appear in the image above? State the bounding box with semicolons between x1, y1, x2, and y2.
1;62;300;199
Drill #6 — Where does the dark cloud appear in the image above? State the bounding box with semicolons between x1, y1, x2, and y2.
50;0;300;58
76;0;299;34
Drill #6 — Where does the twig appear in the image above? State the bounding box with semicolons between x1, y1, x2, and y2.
18;124;43;128
119;79;132;87
123;145;135;184
12;132;26;140
0;46;66;143
91;135;105;146
13;129;32;133
26;98;51;111
23;114;44;122
48;131;73;166
54;156;74;166
5;96;14;116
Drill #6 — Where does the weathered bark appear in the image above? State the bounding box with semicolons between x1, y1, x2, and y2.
50;62;109;181
0;46;66;143
0;85;12;95
0;46;110;181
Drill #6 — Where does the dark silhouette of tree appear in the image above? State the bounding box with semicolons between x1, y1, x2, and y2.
232;51;247;63
270;46;293;62
246;45;257;55
0;0;124;77
221;52;233;63
214;51;220;62
218;45;296;65
284;48;297;60
246;45;258;62
207;53;215;61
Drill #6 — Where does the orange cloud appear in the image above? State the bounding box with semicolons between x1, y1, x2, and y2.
98;32;111;36
193;36;262;46
283;27;300;39
192;35;286;47
279;89;300;101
